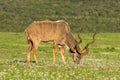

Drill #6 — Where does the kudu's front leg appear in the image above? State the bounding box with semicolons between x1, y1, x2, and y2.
60;46;66;64
53;45;57;64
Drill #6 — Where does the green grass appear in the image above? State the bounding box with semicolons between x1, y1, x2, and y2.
0;32;120;80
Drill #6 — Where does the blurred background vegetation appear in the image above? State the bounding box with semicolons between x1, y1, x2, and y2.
0;0;120;32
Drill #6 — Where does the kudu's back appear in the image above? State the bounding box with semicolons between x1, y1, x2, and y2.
25;20;70;45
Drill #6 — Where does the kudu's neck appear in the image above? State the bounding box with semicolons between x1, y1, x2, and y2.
65;32;77;52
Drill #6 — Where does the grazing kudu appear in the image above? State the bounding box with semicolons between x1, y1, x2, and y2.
24;20;96;64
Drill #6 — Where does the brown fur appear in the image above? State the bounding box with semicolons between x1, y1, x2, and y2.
25;20;77;64
25;20;96;64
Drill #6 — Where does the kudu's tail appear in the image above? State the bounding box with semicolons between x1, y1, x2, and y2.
24;30;33;51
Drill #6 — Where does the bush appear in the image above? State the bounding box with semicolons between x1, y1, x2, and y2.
0;0;119;32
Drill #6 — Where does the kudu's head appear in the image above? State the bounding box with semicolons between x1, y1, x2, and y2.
71;32;97;64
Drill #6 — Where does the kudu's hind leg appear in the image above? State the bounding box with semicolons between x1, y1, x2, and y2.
32;47;38;64
32;41;40;64
26;43;32;64
60;46;66;64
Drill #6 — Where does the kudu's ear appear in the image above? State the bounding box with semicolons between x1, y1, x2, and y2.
69;47;76;53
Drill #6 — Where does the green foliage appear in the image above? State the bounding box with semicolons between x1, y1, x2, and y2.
0;0;120;32
0;32;120;79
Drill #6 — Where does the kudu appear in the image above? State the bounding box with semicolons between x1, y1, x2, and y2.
24;20;96;64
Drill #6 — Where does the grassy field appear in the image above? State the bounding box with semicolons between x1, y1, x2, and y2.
0;32;120;80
